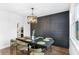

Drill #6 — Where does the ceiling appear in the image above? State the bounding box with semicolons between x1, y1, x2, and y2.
0;3;70;17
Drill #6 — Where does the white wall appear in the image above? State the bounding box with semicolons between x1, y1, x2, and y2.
69;3;79;55
0;10;30;49
70;4;75;42
23;17;30;37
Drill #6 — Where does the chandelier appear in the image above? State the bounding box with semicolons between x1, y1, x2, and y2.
27;8;37;24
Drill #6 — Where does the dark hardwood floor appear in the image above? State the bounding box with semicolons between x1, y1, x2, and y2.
0;46;69;55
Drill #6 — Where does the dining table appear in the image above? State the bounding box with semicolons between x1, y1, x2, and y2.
16;36;54;54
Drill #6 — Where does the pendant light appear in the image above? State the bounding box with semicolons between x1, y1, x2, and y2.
27;8;37;24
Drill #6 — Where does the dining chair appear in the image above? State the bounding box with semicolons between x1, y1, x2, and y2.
10;39;17;55
10;39;31;55
16;40;31;55
30;48;44;55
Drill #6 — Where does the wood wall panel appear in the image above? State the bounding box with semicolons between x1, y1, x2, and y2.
31;11;69;48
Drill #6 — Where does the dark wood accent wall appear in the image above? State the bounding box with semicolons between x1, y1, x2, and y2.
31;11;69;48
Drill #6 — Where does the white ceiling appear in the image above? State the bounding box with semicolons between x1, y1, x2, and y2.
0;3;70;17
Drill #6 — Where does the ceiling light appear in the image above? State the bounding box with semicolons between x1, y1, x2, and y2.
27;8;37;24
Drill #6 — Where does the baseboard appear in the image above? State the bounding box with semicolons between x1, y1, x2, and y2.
0;44;10;50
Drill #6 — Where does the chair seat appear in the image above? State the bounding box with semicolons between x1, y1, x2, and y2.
16;46;29;55
30;52;44;55
19;47;28;51
30;48;44;55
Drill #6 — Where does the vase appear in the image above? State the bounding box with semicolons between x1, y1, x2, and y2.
32;36;35;42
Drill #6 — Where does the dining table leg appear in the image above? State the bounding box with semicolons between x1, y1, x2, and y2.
27;44;30;55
